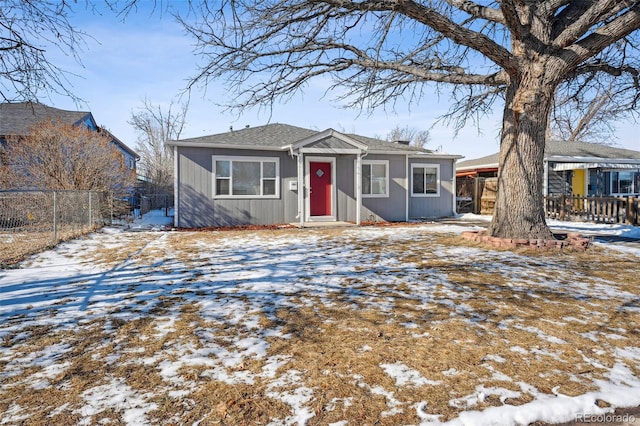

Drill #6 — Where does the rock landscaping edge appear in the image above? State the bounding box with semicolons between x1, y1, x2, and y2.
461;230;592;251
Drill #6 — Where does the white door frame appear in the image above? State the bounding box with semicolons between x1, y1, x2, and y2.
305;156;337;222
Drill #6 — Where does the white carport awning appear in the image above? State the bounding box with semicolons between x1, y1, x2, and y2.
551;162;640;171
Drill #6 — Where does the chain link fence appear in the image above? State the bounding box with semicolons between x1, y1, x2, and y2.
0;190;113;267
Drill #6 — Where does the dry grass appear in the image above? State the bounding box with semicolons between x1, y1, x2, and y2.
0;226;100;267
1;225;639;425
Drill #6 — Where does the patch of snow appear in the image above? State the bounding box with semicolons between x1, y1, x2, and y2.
29;361;71;389
442;368;459;377
325;397;353;412
266;369;315;426
415;401;442;422
128;209;174;231
449;385;522;410
482;354;506;363
381;362;441;387
76;377;157;426
510;346;528;354
1;403;31;424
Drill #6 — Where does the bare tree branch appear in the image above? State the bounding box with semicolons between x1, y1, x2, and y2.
0;1;87;102
444;0;504;24
564;3;640;67
129;98;188;194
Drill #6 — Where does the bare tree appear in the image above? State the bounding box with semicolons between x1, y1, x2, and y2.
550;80;635;144
178;0;640;239
385;125;431;148
0;1;87;102
0;120;136;194
129;98;187;195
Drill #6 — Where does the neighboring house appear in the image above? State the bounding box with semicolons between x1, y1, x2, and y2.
166;123;462;228
457;141;640;197
0;102;139;171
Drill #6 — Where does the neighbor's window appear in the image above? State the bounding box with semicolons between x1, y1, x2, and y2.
213;156;279;198
360;160;389;197
411;164;440;197
611;171;637;195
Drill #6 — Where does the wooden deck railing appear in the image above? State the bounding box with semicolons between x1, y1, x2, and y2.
545;195;639;225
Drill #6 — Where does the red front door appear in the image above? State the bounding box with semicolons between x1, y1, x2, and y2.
310;161;332;216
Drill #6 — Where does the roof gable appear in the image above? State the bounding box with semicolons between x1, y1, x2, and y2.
290;128;369;152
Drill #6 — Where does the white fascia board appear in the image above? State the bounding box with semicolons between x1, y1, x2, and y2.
548;155;640;164
456;162;499;171
299;147;362;154
364;150;463;158
407;153;465;160
165;141;285;151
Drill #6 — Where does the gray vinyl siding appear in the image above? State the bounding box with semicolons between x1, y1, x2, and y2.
362;155;407;221
176;146;456;227
334;154;408;222
176;147;298;227
408;157;455;219
547;168;570;195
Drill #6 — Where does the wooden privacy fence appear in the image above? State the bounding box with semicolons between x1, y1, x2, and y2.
545;195;639;225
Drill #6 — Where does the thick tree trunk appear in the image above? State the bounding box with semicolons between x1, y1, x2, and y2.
487;70;556;240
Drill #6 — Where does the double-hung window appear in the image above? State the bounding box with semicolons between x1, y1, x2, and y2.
411;164;440;197
213;156;279;198
359;160;389;197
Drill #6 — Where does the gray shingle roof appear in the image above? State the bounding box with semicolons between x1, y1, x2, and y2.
177;123;318;147
0;102;91;136
458;140;640;170
0;102;138;158
545;140;640;159
173;123;436;153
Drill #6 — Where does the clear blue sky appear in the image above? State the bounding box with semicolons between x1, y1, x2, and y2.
43;2;639;159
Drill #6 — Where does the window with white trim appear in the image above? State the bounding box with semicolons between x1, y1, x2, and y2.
359;160;389;197
213;156;279;198
611;171;638;195
411;163;440;197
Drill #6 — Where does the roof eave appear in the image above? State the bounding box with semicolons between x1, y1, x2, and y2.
548;155;640;164
165;140;286;151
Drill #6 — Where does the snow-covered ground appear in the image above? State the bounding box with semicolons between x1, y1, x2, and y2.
458;212;640;249
127;208;174;231
0;211;639;425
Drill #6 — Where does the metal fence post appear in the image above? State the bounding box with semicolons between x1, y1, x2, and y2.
53;191;58;244
89;191;93;228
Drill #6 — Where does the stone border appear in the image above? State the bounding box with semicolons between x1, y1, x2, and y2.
461;230;591;251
